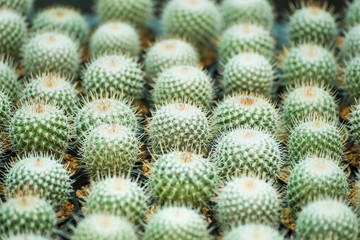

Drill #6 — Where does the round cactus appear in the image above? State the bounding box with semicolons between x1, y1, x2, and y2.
287;156;348;216
148;102;211;155
212;92;280;136
219;23;275;67
3;235;49;240
296;200;358;240
222;52;275;96
144;38;199;79
9;101;71;155
350;103;360;146
95;0;153;28
344;56;360;101
212;127;282;180
0;0;33;16
345;0;360;27
223;224;283;240
72;214;137;240
21;73;78;115
0;8;27;58
31;6;89;44
153;65;214;108
144;207;210;240
74;95;139;140
0;57;20;100
5;155;73;208
281;43;337;86
287;117;345;164
342;25;360;59
82;54;145;100
0;90;12;133
0;196;56;236
287;5;337;45
216;176;281;231
90;21;140;57
149;151;218;207
21;31;81;76
80;123;141;178
85;177;148;226
220;0;274;29
162;0;221;47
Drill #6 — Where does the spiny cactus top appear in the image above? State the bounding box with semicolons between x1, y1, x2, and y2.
0;89;12;133
144;38;199;79
216;176;281;231
21;31;81;76
0;57;20;100
162;0;221;47
95;0;153;28
281;43;337;86
345;0;360;27
223;224;283;240
144;207;210;240
0;8;27;58
220;0;274;29
72;214;138;240
90;21;140;57
32;6;89;45
342;25;360;59
85;177;148;226
0;196;56;237
0;0;33;16
344;56;360;100
149;151;218;207
153;65;215;108
349;102;360;146
287;5;337;45
5;155;73;209
3;235;50;240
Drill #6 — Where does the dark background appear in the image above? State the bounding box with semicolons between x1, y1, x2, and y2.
35;0;348;21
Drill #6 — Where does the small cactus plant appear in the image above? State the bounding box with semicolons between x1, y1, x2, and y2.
223;224;283;240
3;235;50;240
342;25;360;59
0;56;20;100
350;102;360;147
0;0;33;16
344;56;360;100
345;0;360;27
149;151;218;207
144;207;210;240
0;89;12;133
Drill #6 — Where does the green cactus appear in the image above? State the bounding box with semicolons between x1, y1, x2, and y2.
212;127;282;180
0;196;56;237
149;151;218;207
223;224;283;240
344;56;360;100
144;207;210;240
162;0;221;47
144;38;199;79
85;176;148;226
21;31;81;76
72;214;138;240
31;6;89;45
222;52;275;96
0;0;33;16
148;102;211;155
342;25;360;59
5;155;73;209
153;65;214;108
4;235;50;240
345;0;360;27
216;176;281;231
0;56;20;100
0;8;27;58
0;89;12;133
349;102;360;146
90;21;140;57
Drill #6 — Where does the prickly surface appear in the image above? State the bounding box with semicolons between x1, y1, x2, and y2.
223;224;283;240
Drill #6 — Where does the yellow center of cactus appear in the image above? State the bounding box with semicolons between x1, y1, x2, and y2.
302;87;316;98
114;178;124;192
97;100;110;112
242;24;252;34
53;10;66;18
163;42;176;51
174;103;188;111
33;102;45;114
108;59;119;68
47;35;57;43
310;6;321;16
180;152;193;163
100;215;111;229
239;97;255;106
107;124;119;134
313;160;327;171
243;180;256;191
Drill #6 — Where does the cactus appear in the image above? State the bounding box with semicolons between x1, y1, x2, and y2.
9;101;71;155
345;0;360;27
90;21;140;57
85;176;148;226
342;25;360;59
144;38;199;79
21;73;78;115
147;102;211;155
31;6;89;45
0;89;12;133
281;43;337;86
222;52;275;96
95;0;153;28
162;0;221;47
72;214;138;240
5;155;73;209
80;123;141;178
296;199;358;240
3;235;49;240
21;31;81;76
344;56;360;100
287;156;348;216
81;54;145;100
287;5;337;45
216;176;281;231
0;0;33;16
350;103;360;146
212;92;280;136
149;151;218;207
0;57;20;100
223;224;283;240
153;65;215;108
220;0;274;29
212;127;282;180
219;23;275;67
0;8;27;58
144;207;210;240
0;196;56;237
